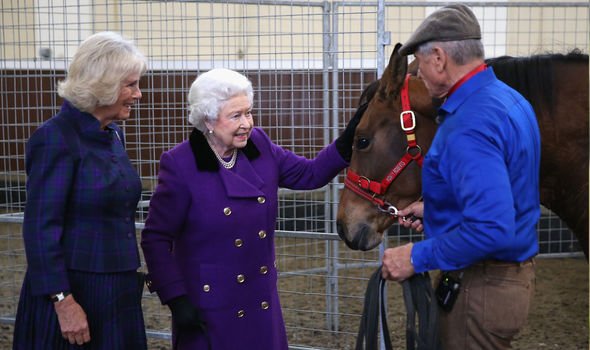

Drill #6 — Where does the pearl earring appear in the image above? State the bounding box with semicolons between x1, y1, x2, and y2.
208;129;213;134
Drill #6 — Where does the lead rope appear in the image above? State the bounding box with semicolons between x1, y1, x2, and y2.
356;266;440;350
402;272;440;350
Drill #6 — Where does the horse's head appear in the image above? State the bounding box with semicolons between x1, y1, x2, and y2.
336;43;438;251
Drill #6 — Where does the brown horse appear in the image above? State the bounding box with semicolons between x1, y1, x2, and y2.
336;43;589;258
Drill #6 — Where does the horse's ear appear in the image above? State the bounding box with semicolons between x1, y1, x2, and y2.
379;43;408;99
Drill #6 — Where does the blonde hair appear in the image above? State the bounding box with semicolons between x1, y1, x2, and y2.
187;68;254;132
57;31;147;113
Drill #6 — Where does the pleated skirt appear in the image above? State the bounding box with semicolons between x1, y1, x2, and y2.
13;270;147;350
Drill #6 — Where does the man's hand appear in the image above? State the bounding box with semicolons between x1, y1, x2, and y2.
398;201;424;232
381;242;415;281
54;294;91;345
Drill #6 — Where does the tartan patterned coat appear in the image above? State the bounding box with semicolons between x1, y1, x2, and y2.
141;128;348;349
22;101;142;297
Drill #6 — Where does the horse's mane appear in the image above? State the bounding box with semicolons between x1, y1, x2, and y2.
486;49;588;115
358;49;588;115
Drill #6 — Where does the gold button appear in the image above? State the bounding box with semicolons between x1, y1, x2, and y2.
259;266;268;274
223;207;232;216
258;230;267;239
203;284;210;292
257;196;265;204
237;274;245;283
235;238;243;247
237;309;245;318
261;301;269;310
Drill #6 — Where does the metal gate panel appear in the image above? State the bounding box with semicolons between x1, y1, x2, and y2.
0;1;587;349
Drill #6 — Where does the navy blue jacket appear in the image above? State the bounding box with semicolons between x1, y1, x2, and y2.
23;101;142;296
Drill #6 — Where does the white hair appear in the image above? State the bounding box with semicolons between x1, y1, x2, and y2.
57;31;147;113
187;68;254;132
417;39;484;65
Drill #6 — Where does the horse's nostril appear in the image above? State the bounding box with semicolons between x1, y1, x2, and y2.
336;220;346;238
336;222;379;251
336;221;346;239
337;221;359;250
355;224;382;251
356;225;370;251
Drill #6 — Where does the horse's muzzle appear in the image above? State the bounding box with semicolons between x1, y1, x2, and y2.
336;222;376;251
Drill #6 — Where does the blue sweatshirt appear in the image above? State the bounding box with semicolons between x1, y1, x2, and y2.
411;68;541;272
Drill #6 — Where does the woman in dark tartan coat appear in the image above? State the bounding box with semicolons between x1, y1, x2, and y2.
13;31;148;350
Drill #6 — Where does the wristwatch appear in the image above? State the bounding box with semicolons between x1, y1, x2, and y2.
50;291;71;303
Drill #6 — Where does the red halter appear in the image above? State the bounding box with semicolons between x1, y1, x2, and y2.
344;74;424;217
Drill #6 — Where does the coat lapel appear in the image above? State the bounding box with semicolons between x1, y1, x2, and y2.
218;155;265;198
189;128;264;198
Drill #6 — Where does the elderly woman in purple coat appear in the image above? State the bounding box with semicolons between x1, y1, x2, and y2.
141;68;361;349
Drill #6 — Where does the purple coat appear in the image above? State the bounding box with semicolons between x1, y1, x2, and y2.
141;128;347;349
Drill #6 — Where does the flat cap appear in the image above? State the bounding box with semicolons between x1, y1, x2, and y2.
399;4;481;56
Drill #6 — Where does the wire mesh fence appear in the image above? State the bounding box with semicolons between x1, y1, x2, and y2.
1;1;587;348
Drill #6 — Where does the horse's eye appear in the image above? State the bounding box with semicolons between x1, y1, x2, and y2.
355;137;370;150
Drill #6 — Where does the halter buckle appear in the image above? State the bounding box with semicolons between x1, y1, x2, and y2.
357;176;371;189
400;111;416;131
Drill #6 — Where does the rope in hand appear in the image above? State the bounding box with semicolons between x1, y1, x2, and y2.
356;266;440;350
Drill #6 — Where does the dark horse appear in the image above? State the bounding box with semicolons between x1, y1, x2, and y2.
336;43;589;258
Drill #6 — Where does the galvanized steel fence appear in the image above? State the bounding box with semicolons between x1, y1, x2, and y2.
0;1;587;349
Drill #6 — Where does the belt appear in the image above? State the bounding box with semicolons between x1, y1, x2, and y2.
444;257;535;281
474;257;535;267
443;258;535;279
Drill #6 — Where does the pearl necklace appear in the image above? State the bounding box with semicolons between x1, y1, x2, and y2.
206;137;237;169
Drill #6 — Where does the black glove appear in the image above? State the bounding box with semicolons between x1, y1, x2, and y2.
335;102;368;162
167;295;206;332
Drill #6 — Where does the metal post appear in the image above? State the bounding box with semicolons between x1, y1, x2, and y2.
377;3;390;349
323;0;341;333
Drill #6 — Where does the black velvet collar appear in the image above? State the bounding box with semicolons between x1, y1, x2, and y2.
189;128;261;171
